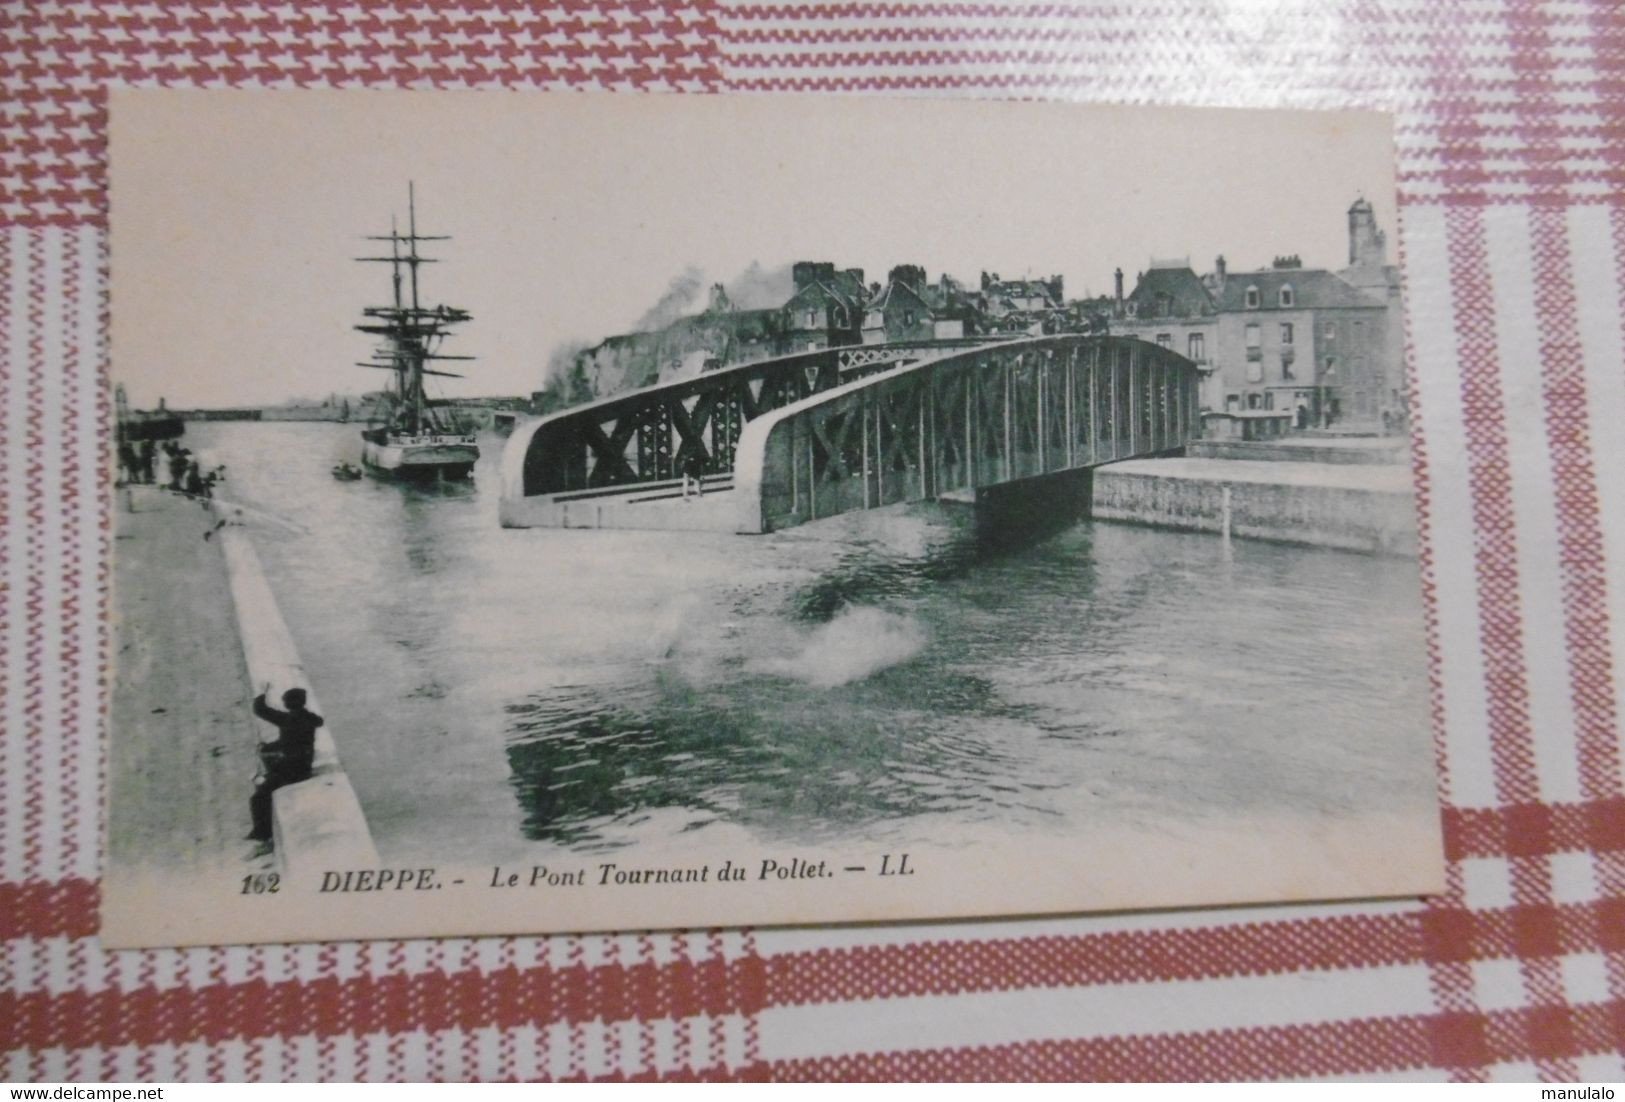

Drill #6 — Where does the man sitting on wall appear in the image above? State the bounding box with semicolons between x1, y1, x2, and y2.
247;682;323;851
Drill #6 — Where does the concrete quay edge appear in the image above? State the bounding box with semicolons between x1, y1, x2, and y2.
1100;456;1416;493
213;513;381;878
1187;438;1409;466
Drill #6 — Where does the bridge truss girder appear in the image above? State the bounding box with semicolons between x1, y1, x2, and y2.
736;336;1200;532
508;338;1001;499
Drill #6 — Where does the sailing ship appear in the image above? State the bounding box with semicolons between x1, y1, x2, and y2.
355;185;478;480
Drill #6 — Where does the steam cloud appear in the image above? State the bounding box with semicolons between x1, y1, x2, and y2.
749;606;927;688
633;265;706;332
543;338;588;381
540;260;800;387
723;261;794;311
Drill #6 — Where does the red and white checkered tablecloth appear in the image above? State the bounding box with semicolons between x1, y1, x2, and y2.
3;0;1624;1082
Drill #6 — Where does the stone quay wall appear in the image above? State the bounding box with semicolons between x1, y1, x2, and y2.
1091;457;1417;555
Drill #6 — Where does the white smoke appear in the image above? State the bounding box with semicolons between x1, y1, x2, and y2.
724;261;794;311
634;266;706;332
749;606;926;688
540;337;588;386
648;594;704;661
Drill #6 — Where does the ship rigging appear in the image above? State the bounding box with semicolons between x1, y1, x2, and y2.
354;184;479;480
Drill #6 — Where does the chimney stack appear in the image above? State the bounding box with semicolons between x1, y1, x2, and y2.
1215;254;1226;280
1114;267;1124;310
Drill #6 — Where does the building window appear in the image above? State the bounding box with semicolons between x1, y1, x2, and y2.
1324;322;1336;341
807;309;818;327
904;309;916;326
1245;323;1261;349
1279;285;1294;307
1283;356;1296;381
1280;322;1294;345
1156;333;1172;349
1188;332;1205;361
1245;285;1260;309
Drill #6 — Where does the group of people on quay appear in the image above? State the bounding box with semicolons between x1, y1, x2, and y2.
117;434;315;856
117;438;224;499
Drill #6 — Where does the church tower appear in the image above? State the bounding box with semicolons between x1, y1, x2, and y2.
1348;196;1387;269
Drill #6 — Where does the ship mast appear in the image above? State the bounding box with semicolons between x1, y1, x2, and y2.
405;183;423;434
354;184;473;438
389;213;406;429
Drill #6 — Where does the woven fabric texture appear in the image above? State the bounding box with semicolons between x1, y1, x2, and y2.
3;0;1624;1082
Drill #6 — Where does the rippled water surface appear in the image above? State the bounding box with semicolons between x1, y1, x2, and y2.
192;422;1434;862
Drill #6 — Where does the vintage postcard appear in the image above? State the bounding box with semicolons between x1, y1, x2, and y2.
104;92;1443;947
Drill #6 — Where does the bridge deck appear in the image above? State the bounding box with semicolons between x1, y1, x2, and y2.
500;483;748;532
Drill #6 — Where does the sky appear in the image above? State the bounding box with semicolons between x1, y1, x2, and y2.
111;92;1397;409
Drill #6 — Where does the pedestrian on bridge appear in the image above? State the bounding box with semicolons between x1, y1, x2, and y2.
682;451;705;500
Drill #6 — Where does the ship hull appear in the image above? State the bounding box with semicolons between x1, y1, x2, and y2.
361;435;479;480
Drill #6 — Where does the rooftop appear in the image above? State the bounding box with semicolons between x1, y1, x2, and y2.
1214;268;1385;311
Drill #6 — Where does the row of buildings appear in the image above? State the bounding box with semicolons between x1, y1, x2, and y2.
547;261;1085;408
782;262;1074;349
1111;198;1403;431
547;199;1403;433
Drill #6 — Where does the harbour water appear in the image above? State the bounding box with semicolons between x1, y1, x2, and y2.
189;421;1435;864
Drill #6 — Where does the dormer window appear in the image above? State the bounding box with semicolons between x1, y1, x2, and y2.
1279;284;1294;307
1245;285;1260;309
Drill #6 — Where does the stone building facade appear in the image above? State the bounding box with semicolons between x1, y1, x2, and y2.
1211;266;1388;426
1112;200;1403;431
782;262;867;351
862;265;938;343
1111;259;1223;410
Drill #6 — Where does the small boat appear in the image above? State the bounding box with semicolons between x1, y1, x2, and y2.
353;184;479;481
331;462;364;481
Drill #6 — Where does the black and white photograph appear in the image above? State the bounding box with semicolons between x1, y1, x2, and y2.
105;93;1443;947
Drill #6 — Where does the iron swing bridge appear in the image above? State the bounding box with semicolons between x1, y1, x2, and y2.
499;335;1201;534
